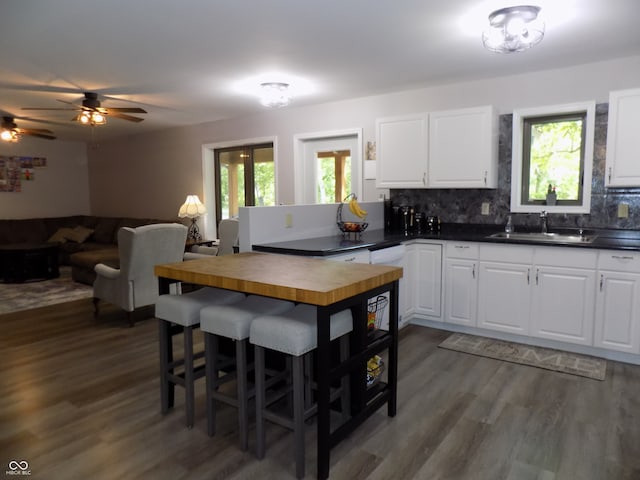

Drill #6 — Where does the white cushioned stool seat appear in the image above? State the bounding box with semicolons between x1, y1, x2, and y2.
156;287;246;428
200;295;294;340
156;287;246;326
200;295;295;451
250;304;353;479
250;304;353;355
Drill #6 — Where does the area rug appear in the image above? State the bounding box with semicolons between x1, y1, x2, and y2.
439;332;606;380
0;267;93;315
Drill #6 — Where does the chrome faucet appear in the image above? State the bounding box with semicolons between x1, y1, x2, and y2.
540;210;548;233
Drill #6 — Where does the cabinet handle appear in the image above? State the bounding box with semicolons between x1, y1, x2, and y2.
608;167;612;183
454;245;470;249
472;264;476;279
484;171;487;186
611;255;634;261
422;172;426;185
527;268;530;284
535;268;539;285
343;257;356;262
600;274;604;292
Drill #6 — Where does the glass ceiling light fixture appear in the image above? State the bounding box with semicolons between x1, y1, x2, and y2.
178;194;207;242
259;82;292;108
482;5;545;53
78;110;107;126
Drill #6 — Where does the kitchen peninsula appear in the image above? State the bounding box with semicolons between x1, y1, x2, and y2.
154;252;403;479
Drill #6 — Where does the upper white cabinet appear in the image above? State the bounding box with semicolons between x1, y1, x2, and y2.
429;106;498;188
376;105;497;189
376;113;428;189
605;88;640;187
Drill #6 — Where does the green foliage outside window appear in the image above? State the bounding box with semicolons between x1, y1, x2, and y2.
525;115;584;203
316;156;351;204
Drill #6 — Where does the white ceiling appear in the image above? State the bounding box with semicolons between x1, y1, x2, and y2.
1;0;640;142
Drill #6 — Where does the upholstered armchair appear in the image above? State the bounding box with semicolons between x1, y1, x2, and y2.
93;223;188;326
183;218;239;260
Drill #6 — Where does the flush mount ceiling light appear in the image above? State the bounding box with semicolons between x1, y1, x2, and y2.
259;82;292;108
482;5;545;53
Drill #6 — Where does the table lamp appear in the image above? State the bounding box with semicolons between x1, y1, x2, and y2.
178;195;206;242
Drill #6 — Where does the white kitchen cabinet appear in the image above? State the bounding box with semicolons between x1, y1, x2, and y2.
605;88;640;187
409;242;442;320
594;251;640;353
376;113;428;189
478;244;533;335
428;105;497;188
444;242;478;326
530;249;597;346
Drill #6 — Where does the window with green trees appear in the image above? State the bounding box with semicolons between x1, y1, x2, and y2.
522;113;586;205
511;101;595;214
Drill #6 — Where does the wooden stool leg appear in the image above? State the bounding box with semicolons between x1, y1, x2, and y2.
292;355;306;479
183;325;195;428
255;345;266;460
236;339;249;451
159;320;174;413
205;332;218;437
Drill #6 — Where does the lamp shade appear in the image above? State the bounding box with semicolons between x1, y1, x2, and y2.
178;195;207;218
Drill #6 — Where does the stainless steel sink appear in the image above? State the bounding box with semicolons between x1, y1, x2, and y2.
487;232;598;244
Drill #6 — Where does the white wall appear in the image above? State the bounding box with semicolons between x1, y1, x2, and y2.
0;136;90;219
238;201;383;252
85;55;640;218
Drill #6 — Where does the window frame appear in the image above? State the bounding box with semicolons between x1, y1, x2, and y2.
510;101;595;214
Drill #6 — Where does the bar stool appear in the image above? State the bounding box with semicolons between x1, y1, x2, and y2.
250;304;353;479
155;286;245;428
200;295;295;451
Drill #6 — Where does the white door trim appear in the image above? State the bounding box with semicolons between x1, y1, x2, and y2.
293;128;363;205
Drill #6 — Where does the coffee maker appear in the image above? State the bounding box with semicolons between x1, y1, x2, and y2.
384;199;415;235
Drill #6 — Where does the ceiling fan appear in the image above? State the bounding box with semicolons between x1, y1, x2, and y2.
1;116;56;141
22;92;147;125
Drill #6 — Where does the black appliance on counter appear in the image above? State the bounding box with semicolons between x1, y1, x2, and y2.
384;199;439;235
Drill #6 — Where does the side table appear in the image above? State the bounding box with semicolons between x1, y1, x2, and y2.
0;243;60;283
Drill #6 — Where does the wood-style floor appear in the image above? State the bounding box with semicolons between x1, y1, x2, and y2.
1;298;639;480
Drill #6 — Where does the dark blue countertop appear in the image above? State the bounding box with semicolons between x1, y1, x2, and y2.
252;224;640;256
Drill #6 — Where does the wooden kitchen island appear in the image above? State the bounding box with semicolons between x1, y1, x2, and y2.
155;252;402;479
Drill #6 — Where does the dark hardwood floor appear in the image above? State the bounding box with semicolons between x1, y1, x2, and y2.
1;299;639;479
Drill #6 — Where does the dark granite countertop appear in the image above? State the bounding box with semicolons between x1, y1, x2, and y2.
252;224;640;256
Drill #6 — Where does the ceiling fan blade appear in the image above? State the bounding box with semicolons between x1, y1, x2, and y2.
56;99;76;106
22;107;77;111
22;128;54;134
20;130;56;140
107;111;145;123
103;107;147;114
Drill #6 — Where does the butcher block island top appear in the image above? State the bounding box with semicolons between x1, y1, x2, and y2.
154;251;403;306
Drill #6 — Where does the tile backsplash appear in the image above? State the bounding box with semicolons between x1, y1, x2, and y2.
391;103;640;231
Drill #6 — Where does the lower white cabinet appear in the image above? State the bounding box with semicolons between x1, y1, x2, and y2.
530;267;596;346
444;242;478;326
594;251;640;353
407;242;442;320
478;245;532;334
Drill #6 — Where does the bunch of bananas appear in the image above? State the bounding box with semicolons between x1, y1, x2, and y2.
348;194;367;219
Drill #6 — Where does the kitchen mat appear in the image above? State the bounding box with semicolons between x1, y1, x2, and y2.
439;332;606;380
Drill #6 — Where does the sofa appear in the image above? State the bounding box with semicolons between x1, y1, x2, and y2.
0;215;177;285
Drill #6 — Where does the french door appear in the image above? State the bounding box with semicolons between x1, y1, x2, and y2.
214;143;275;225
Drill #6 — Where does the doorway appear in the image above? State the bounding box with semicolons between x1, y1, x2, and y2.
294;129;362;204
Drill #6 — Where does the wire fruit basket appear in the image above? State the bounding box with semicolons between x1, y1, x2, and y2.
367;295;389;331
367;355;385;386
336;193;368;237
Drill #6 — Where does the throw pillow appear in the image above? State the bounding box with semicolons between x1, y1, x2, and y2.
65;225;95;243
47;227;75;243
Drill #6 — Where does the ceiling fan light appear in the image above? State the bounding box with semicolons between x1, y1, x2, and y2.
482;5;545;53
259;82;292;108
1;129;19;142
91;112;106;125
